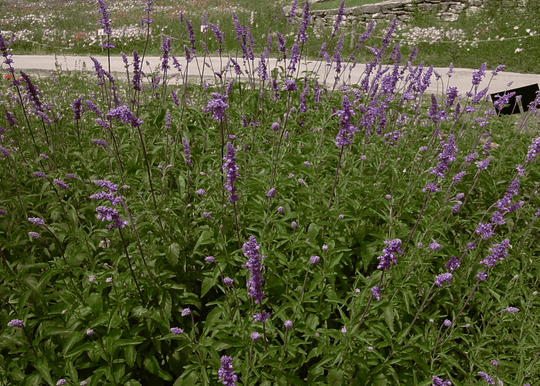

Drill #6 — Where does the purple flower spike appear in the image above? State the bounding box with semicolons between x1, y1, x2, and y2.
33;171;46;178
443;319;452;327
181;308;191;317
205;93;228;121
28;232;40;239
479;239;510;268
182;138;191;164
93;180;118;192
251;332;261;340
205;256;215;263
218;356;237;386
267;188;276;197
478;371;494;385
429;242;441;251
477;272;488;281
476;157;491;170
57;380;66;386
96;206;127;229
491;360;498;366
223;277;233;286
335;94;357;147
371;286;381;301
243;236;265;303
28;217;45;226
54;179;69;190
476;222;494;239
92;139;107;147
310;256;320;265
376;239;402;270
222;142;239;203
435;273;453;287
284;320;293;328
253;312;271;322
170;327;183;335
432;375;452;386
445;256;461;272
7;319;24;328
277;206;284;214
506;307;519;313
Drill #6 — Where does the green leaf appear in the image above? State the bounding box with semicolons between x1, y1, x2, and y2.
306;314;319;330
87;293;103;315
64;341;94;358
202;306;222;336
116;338;145;346
143;356;173;381
21;373;42;386
167;243;180;265
307;223;321;241
125;345;136;367
201;276;213;298
383;305;394;332
373;373;388;386
193;229;213;253
35;356;54;386
327;369;343;385
62;331;84;355
174;370;198;386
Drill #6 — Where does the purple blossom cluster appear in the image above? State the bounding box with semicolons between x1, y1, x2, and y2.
253;312;271;322
335;94;357;147
432;375;452;386
182;138;191;164
106;105;143;128
435;273;453;287
479;239;510;268
376;239;402;270
93;180;118;192
205;93;228;121
371;286;381;301
218;356;237;386
222;142;239;203
96;206;127;229
243;236;265;303
478;371;494;385
7;319;24;328
495;178;521;213
431;134;457;179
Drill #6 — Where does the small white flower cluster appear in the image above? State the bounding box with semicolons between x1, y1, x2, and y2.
395;25;467;47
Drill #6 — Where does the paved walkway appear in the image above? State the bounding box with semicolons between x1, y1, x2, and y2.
9;54;540;98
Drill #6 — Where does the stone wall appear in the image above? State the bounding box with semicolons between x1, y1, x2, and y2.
304;0;487;27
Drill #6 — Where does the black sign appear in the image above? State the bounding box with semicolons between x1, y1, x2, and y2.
490;83;539;115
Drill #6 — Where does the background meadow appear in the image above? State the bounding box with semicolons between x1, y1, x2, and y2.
1;0;540;385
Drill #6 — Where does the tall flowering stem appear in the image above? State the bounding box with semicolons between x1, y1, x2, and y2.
0;295;38;358
97;0;115;75
28;218;83;302
433;240;510;358
243;236;267;347
223;142;241;247
353;239;402;334
329;94;357;209
0;34;40;156
117;228;146;306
